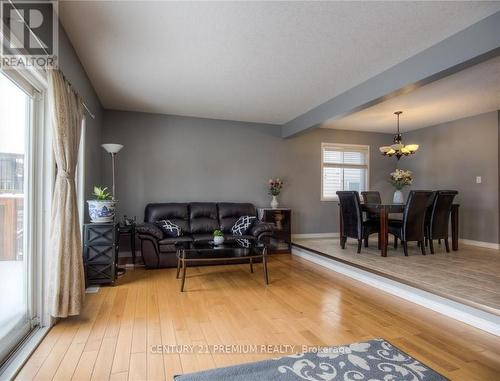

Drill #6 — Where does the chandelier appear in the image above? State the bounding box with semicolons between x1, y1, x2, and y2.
379;111;419;160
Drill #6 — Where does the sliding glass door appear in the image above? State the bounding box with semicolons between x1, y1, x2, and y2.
0;72;36;366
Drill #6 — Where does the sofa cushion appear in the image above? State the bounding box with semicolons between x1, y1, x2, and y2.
157;220;182;237
231;216;256;235
190;203;219;234
144;203;190;233
218;203;256;233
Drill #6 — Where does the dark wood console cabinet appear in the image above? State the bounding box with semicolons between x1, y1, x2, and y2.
83;223;119;286
257;208;291;253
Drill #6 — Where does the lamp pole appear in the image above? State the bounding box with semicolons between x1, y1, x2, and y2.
110;152;117;200
101;144;124;201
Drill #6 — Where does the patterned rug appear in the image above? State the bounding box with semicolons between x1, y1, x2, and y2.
174;339;448;380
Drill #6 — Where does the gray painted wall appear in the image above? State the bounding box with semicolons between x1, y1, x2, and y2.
58;24;103;220
102;110;395;234
404;111;499;243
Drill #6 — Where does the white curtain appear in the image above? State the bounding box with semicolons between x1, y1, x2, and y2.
48;69;85;317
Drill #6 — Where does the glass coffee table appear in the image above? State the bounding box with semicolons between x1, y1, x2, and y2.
175;239;269;292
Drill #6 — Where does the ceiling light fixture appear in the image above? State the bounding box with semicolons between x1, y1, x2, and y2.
379;111;419;160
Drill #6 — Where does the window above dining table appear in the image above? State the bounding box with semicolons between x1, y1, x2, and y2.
321;143;370;201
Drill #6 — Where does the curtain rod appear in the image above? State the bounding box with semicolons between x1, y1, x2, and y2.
82;101;96;120
56;70;96;120
7;0;96;120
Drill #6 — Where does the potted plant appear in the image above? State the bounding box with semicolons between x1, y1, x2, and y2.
268;178;284;209
389;169;413;204
213;229;224;246
87;186;117;223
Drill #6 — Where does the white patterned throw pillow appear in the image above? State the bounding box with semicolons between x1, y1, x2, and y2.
156;220;182;237
231;216;256;235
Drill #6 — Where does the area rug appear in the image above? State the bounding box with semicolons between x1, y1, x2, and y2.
174;338;448;380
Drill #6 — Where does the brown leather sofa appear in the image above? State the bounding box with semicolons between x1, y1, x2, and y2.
136;202;275;268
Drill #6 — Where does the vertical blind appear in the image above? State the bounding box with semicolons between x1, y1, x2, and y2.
321;144;369;199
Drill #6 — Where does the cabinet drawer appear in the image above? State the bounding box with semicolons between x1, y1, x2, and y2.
84;245;116;264
84;224;117;245
85;263;115;284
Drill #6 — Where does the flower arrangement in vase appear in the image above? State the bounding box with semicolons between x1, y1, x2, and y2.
268;178;284;209
389;169;413;203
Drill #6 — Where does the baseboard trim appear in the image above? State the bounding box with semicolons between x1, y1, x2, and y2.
292;232;339;239
292;246;500;336
459;239;500;250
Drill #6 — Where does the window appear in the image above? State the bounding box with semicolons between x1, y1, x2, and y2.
321;143;369;200
0;70;44;370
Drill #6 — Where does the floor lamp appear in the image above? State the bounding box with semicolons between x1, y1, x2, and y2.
102;143;124;274
101;143;124;200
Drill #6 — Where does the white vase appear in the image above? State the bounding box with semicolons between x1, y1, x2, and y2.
270;195;279;209
213;236;224;246
393;190;404;204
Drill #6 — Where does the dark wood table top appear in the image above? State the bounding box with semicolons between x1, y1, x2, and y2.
360;203;460;213
361;203;405;213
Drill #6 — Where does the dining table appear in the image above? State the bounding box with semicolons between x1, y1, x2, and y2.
339;203;460;257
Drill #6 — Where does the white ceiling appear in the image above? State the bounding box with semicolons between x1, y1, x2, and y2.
59;1;500;125
322;55;500;133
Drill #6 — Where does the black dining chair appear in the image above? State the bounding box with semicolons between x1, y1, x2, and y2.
337;191;379;253
425;190;458;254
361;190;401;249
361;191;381;220
388;190;433;256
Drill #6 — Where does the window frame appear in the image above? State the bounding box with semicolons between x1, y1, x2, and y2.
0;66;52;378
320;142;370;201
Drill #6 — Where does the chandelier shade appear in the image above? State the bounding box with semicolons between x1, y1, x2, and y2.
379;111;419;160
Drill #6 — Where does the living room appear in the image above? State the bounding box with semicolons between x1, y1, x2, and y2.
1;1;500;380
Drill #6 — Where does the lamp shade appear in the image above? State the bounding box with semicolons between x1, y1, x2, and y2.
405;144;419;152
102;143;124;154
379;146;391;153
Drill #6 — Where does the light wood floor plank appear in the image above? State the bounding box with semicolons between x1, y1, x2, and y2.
16;254;500;381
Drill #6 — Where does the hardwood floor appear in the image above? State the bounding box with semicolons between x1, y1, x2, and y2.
293;238;500;315
16;255;500;380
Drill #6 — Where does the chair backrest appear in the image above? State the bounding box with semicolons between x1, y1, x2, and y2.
402;191;433;242
361;191;381;220
337;191;363;239
361;191;381;204
428;190;458;239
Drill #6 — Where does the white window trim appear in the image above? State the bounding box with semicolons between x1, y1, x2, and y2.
320;142;370;201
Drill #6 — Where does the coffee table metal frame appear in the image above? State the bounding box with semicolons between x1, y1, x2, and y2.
175;241;269;292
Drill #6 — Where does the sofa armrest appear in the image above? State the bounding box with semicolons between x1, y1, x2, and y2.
250;222;275;238
136;223;164;240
